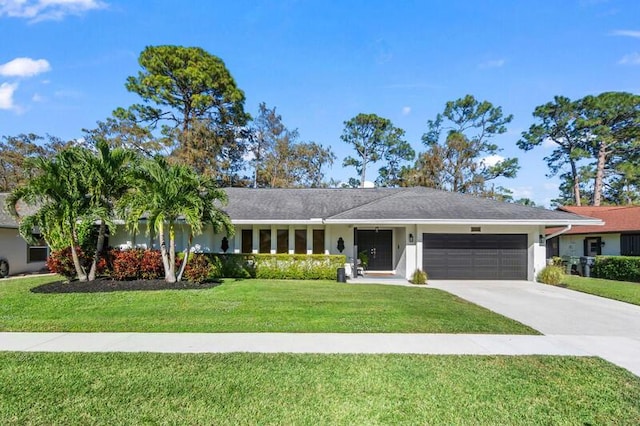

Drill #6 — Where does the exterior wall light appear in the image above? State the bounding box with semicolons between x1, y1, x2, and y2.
409;233;414;243
337;237;345;253
221;236;229;253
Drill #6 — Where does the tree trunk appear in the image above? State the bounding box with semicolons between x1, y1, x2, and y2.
176;231;193;282
69;225;87;281
88;219;106;281
569;159;581;206
168;223;177;282
592;142;607;206
158;222;175;283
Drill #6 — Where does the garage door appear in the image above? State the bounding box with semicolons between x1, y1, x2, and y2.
422;234;528;280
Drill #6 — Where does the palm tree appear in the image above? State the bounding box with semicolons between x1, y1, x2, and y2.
120;157;233;283
7;149;92;281
80;139;136;281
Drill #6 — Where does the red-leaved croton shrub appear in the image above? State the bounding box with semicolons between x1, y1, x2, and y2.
111;248;144;281
140;249;164;280
108;248;166;281
47;247;89;280
183;254;212;284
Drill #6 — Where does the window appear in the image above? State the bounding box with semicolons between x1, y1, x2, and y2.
621;234;640;256
259;229;271;253
241;229;253;253
312;229;325;254
28;235;48;263
277;229;288;253
295;229;306;254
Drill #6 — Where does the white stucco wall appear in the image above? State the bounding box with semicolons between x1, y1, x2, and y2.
0;228;47;276
558;233;621;257
110;222;546;281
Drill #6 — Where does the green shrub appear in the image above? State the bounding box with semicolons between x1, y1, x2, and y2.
206;254;345;280
537;265;565;285
254;254;346;280
410;269;427;285
209;254;255;278
592;256;640;283
550;256;564;267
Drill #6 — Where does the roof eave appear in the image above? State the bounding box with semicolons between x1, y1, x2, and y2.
325;218;605;226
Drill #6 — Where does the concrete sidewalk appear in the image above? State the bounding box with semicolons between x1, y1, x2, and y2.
1;332;639;376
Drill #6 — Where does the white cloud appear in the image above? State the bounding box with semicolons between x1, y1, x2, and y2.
362;180;375;188
611;29;640;38
0;0;107;22
478;59;505;69
542;137;558;149
511;186;534;199
481;154;504;167
401;106;411;116
0;57;51;77
31;93;45;102
618;52;640;65
0;82;18;110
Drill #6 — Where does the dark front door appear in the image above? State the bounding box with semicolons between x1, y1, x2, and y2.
423;234;528;280
357;230;393;271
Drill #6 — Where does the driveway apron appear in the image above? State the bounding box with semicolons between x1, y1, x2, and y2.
429;280;640;375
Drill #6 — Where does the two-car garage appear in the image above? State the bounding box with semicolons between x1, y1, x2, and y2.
422;233;528;280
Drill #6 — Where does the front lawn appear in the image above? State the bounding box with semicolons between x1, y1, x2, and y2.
1;352;638;424
562;275;640;306
0;275;536;334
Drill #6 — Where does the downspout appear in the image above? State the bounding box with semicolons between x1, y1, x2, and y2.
546;224;572;240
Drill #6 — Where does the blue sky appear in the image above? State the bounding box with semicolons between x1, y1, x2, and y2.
1;0;639;206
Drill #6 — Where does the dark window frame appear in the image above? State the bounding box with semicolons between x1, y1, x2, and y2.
294;229;306;254
312;229;325;254
259;229;271;254
621;234;640;256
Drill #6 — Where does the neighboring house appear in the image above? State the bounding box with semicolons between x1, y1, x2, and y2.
546;205;640;258
110;187;599;281
0;193;49;277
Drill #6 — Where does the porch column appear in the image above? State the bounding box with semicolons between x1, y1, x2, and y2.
252;225;259;254
324;226;331;255
270;225;277;254
306;227;313;255
233;226;241;254
352;227;358;278
288;225;295;254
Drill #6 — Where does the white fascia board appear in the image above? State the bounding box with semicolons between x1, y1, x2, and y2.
324;218;604;226
231;219;324;225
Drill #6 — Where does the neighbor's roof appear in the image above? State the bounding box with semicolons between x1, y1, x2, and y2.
0;193;20;228
222;187;601;226
547;205;640;235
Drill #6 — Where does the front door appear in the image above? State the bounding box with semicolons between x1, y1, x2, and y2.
357;230;393;271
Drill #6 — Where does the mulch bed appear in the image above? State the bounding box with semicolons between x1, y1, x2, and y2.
30;278;221;294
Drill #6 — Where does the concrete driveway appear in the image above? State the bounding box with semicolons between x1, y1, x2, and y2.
429;280;640;375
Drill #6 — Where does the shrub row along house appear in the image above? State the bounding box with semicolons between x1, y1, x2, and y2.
107;187;599;281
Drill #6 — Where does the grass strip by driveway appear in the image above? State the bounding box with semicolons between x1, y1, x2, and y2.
0;275;537;334
562;275;640;306
1;352;639;425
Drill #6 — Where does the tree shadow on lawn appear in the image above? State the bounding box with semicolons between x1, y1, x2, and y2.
30;278;222;294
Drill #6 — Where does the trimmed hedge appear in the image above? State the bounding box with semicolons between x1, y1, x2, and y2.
208;253;346;280
593;256;640;283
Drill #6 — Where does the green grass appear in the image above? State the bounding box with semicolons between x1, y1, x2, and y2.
0;275;536;333
1;352;639;425
562;275;640;306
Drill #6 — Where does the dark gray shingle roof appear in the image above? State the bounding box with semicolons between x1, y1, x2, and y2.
222;187;599;225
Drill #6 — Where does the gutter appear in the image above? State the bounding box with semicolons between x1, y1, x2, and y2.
546;224;572;240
